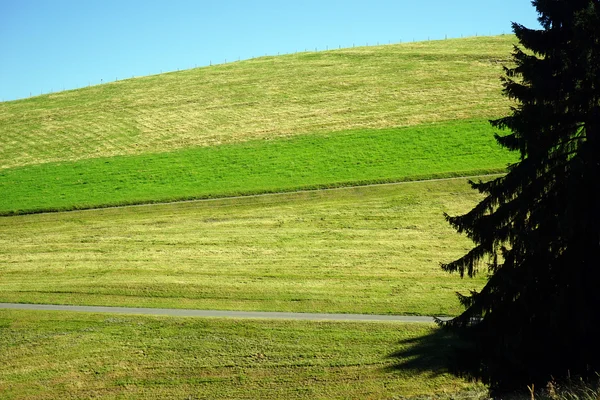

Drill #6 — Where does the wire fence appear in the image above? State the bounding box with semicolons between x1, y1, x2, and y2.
1;31;505;103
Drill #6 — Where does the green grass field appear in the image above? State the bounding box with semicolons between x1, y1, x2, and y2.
0;178;487;316
0;36;516;398
0;119;514;215
0;36;514;170
0;309;486;399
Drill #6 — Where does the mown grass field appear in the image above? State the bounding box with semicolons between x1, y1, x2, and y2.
0;309;486;399
0;178;488;316
0;36;514;170
0;119;514;215
0;36;516;398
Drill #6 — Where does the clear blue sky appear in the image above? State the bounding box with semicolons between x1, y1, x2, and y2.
0;0;541;102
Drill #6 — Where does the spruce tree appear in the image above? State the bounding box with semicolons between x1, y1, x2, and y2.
442;0;600;388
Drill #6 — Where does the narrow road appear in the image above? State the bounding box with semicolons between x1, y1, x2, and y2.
0;303;447;323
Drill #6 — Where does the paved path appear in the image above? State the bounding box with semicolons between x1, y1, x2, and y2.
0;303;447;323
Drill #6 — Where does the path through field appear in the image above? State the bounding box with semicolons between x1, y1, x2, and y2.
0;303;446;322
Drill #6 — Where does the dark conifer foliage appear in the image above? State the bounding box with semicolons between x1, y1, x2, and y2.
441;0;600;389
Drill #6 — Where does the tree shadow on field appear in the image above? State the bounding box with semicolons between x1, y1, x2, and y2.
387;326;479;381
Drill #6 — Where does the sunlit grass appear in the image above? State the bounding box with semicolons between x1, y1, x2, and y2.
0;178;487;316
0;119;515;215
0;309;487;399
0;36;515;169
0;35;518;400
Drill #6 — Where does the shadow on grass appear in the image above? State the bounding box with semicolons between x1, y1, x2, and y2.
387;326;479;381
389;328;600;399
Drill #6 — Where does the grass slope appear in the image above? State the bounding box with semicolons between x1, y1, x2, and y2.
0;36;515;170
0;37;513;399
0;119;515;215
0;178;487;316
0;309;486;399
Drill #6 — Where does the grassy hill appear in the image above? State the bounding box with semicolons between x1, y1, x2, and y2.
0;310;487;399
0;35;517;214
0;120;514;215
0;178;487;315
0;34;510;317
0;36;517;398
0;36;513;170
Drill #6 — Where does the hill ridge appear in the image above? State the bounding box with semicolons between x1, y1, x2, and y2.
0;35;515;170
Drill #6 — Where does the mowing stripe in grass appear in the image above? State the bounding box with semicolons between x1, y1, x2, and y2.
0;119;515;215
16;173;506;217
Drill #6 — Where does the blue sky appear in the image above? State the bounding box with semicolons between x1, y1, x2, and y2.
0;0;541;102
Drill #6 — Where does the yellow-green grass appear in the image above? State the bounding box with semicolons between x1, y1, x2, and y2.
0;178;486;316
0;119;515;215
0;35;515;170
0;309;486;399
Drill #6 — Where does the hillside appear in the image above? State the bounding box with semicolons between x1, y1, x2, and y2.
0;36;517;398
0;36;518;215
0;179;486;315
0;35;515;170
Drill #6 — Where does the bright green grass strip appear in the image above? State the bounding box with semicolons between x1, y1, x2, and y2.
0;309;487;399
0;178;487;316
0;119;515;215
